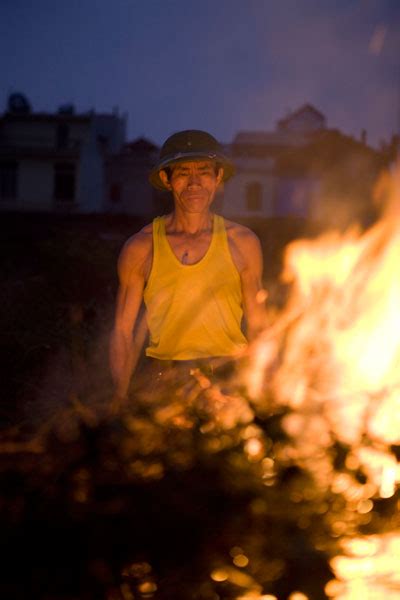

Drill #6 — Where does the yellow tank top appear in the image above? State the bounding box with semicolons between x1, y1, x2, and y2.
143;214;247;360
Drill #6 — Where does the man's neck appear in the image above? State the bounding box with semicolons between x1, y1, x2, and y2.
167;210;214;234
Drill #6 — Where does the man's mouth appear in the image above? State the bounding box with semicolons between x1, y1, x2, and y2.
184;193;204;200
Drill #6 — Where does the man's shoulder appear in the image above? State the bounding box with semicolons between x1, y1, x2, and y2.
223;217;261;246
117;221;155;278
122;222;154;254
220;217;263;275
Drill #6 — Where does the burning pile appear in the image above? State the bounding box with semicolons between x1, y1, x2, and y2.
0;367;331;600
247;163;400;598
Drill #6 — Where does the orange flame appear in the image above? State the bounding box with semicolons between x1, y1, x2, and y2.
247;162;400;595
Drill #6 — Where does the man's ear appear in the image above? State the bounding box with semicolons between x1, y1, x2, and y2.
216;167;224;185
159;169;171;190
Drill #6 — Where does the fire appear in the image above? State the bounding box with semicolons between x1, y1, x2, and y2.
328;532;400;599
247;162;400;596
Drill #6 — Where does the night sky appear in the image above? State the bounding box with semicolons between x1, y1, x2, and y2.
1;0;399;149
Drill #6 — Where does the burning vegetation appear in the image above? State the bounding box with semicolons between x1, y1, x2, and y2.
1;166;400;599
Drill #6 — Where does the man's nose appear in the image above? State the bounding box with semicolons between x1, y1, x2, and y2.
187;171;200;186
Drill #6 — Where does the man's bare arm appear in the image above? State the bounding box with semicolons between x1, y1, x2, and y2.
227;223;265;341
109;229;152;401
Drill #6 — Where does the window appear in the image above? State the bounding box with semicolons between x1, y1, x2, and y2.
0;161;18;200
246;182;262;211
110;183;121;203
275;177;317;218
56;123;70;148
54;163;75;202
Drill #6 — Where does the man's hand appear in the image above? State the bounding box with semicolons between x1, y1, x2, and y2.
109;392;129;416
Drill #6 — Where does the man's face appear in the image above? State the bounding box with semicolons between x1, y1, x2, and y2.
159;160;223;214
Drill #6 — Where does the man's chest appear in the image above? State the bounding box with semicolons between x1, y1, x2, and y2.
166;231;213;265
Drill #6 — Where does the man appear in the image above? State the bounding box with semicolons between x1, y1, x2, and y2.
109;130;264;406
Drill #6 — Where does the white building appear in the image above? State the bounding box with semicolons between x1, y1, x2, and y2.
221;104;325;221
0;99;126;213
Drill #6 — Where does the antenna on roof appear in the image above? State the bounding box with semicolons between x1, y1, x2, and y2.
8;92;31;114
58;103;75;115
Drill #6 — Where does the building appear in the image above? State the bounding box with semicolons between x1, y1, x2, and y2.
105;137;166;219
0;94;126;213
221;104;386;227
0;97;388;225
220;104;323;221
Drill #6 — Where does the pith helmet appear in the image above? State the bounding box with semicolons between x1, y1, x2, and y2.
149;129;235;191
